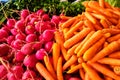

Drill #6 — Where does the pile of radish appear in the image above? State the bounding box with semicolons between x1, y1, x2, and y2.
0;9;61;80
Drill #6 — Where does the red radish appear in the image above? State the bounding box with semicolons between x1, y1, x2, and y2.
38;34;45;43
15;20;25;32
44;41;53;52
15;32;26;40
13;39;24;49
7;72;17;80
10;28;19;36
25;14;36;22
0;29;8;39
15;51;25;62
42;30;54;42
23;54;38;68
64;74;71;80
35;48;47;60
1;25;11;34
12;65;24;78
33;42;42;51
25;34;37;42
69;77;81;80
21;43;34;55
51;15;61;25
36;9;44;16
25;24;35;34
7;35;15;44
20;9;29;19
0;65;7;78
7;19;16;29
29;18;38;25
22;70;36;80
0;43;10;57
42;14;50;21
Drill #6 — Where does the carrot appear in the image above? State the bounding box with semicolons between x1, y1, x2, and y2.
79;68;85;80
52;43;60;71
77;30;103;57
109;51;120;58
60;15;72;20
104;33;111;38
90;40;120;62
102;28;120;35
78;57;84;63
104;2;112;9
61;17;77;28
107;18;118;25
75;31;95;54
66;42;80;60
83;37;105;61
88;62;120;80
36;62;54;80
103;41;109;48
100;19;109;28
113;66;120;75
67;64;82;74
60;44;67;61
82;1;89;8
65;21;84;40
84;19;95;30
97;58;120;65
84;11;98;24
104;76;113;80
82;62;102;80
91;13;106;20
57;56;64;80
44;56;57;79
107;34;120;42
64;28;91;49
99;0;105;8
94;24;103;30
63;55;77;71
85;73;91;80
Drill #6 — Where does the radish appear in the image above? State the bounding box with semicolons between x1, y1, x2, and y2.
7;19;16;29
21;43;34;55
42;14;50;21
7;72;17;80
35;48;47;60
44;41;53;52
15;20;25;32
25;34;37;42
20;9;30;19
13;39;24;50
36;9;44;16
25;24;36;34
15;32;26;40
1;25;11;34
10;28;19;36
42;30;54;42
69;77;81;80
0;65;7;78
51;15;61;25
0;43;10;57
29;18;38;25
15;51;25;62
22;70;36;80
7;35;15;45
33;42;42;51
23;54;38;68
0;29;8;39
12;65;24;79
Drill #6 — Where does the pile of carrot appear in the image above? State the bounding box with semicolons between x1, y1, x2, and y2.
35;0;120;80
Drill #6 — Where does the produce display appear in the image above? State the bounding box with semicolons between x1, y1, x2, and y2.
1;0;120;80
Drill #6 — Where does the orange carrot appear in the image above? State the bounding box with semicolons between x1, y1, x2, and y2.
107;18;118;25
84;19;95;30
88;62;120;80
82;62;102;80
99;0;105;8
65;21;84;40
57;56;64;80
90;40;120;62
77;30;103;57
52;43;60;71
64;28;91;49
67;64;82;74
109;51;120;58
103;41;109;48
107;34;120;42
91;13;106;20
60;44;67;61
83;37;105;61
75;31;95;54
61;17;77;28
44;56;57;79
85;73;91;80
104;2;112;9
36;62;54;80
94;24;103;30
79;68;85;80
82;1;89;8
78;57;84;63
102;28;120;35
100;19;109;28
104;32;111;38
63;55;77;71
84;11;98;24
113;66;120;75
104;76;113;80
66;42;80;60
97;58;120;65
60;15;72;20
